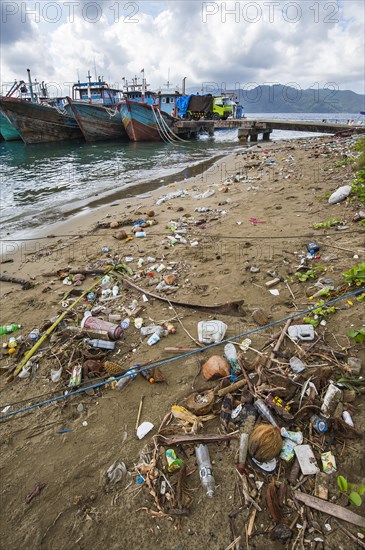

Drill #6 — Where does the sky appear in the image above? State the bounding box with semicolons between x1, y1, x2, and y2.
0;0;364;97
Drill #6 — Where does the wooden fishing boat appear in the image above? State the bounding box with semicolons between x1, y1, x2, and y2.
65;76;127;141
0;97;83;144
119;99;175;141
66;99;128;141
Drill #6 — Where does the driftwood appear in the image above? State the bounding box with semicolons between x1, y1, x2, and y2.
294;490;365;528
122;277;245;317
156;432;238;446
266;319;292;370
217;379;247;397
0;274;33;290
42;268;105;277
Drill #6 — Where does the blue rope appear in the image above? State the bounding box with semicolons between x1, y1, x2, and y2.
1;287;364;421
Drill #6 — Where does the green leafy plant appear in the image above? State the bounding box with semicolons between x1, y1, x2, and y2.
337;475;365;507
304;299;336;327
348;327;365;343
313;218;342;229
295;269;318;282
343;263;365;286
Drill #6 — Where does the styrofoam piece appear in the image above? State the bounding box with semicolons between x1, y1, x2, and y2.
294;444;320;475
136;421;154;440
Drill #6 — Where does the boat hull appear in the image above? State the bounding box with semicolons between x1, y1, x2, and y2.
67;99;128;142
120;100;174;142
0;98;83;144
0;113;21;141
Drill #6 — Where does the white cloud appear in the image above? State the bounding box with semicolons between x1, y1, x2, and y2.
0;0;364;95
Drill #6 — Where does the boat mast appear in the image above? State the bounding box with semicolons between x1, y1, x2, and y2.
141;69;145;102
87;70;92;101
27;69;35;102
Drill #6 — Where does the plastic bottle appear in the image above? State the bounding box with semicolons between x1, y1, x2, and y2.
238;433;249;466
112;285;119;297
321;383;342;418
137;365;155;383
195;444;215;498
224;343;241;375
254;398;279;428
306;241;320;255
116;368;137;390
0;324;21;336
85;338;116;350
28;328;40;341
121;318;130;330
311;415;328;434
147;333;160;346
141;325;168;337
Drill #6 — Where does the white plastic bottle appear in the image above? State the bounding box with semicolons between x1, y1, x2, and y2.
195;444;215;498
224;343;240;375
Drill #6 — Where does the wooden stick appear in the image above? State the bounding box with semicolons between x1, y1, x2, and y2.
156;432;238;446
333;520;365;549
294;491;365;528
266;319;292;370
167;299;204;347
135;396;144;432
224;536;241;550
217;379;247;397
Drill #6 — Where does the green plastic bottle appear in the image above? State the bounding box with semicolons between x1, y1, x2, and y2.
0;324;21;336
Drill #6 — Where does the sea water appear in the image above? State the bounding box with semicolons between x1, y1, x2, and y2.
0;112;359;239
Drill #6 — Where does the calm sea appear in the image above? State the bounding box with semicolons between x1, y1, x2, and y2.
0;113;360;239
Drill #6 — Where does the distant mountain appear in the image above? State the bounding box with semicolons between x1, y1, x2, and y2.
186;84;365;113
237;85;365;113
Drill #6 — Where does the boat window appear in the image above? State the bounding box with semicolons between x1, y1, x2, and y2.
162;98;166;103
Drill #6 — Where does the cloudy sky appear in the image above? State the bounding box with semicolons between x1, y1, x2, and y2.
1;0;364;97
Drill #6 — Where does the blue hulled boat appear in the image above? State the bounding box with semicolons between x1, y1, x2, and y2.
0;113;21;141
66;75;128;141
119;72;175;142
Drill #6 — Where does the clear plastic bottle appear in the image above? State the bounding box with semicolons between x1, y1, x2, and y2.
116;368;137;390
195;444;215;498
224;343;241;375
254;398;279;428
140;325;168;337
85;338;116;350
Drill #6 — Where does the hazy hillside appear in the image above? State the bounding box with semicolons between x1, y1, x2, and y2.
238;85;365;113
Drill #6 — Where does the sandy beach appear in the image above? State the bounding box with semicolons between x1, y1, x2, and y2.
0;134;364;549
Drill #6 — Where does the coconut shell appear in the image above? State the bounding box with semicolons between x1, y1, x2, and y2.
202;355;230;380
248;424;283;462
184;388;215;416
113;230;128;240
164;274;177;285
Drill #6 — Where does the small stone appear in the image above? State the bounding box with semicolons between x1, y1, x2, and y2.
77;404;84;413
250;266;260;273
347;357;362;375
252;309;270;326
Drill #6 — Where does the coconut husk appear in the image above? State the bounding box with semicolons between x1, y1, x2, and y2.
266;480;286;524
184;388;215;416
202;356;230;380
248;424;283;462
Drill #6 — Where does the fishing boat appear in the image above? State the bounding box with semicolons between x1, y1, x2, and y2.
0;97;83;144
0;70;82;144
66;75;127;141
119;72;175;142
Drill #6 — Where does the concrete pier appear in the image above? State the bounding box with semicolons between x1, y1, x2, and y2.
173;118;365;142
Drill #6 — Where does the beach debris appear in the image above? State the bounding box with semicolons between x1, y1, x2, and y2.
25;482;46;504
197;320;227;343
294;445;320;475
0;274;33;289
136;421;154;440
248;425;283;462
121;277;245;316
202;355;230;380
328;184;352;204
294;491;365;528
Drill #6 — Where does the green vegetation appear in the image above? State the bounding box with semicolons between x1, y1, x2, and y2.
304;299;336;327
347;327;365;344
337;475;365;507
313;218;342;229
343;263;365;286
351;137;365;204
